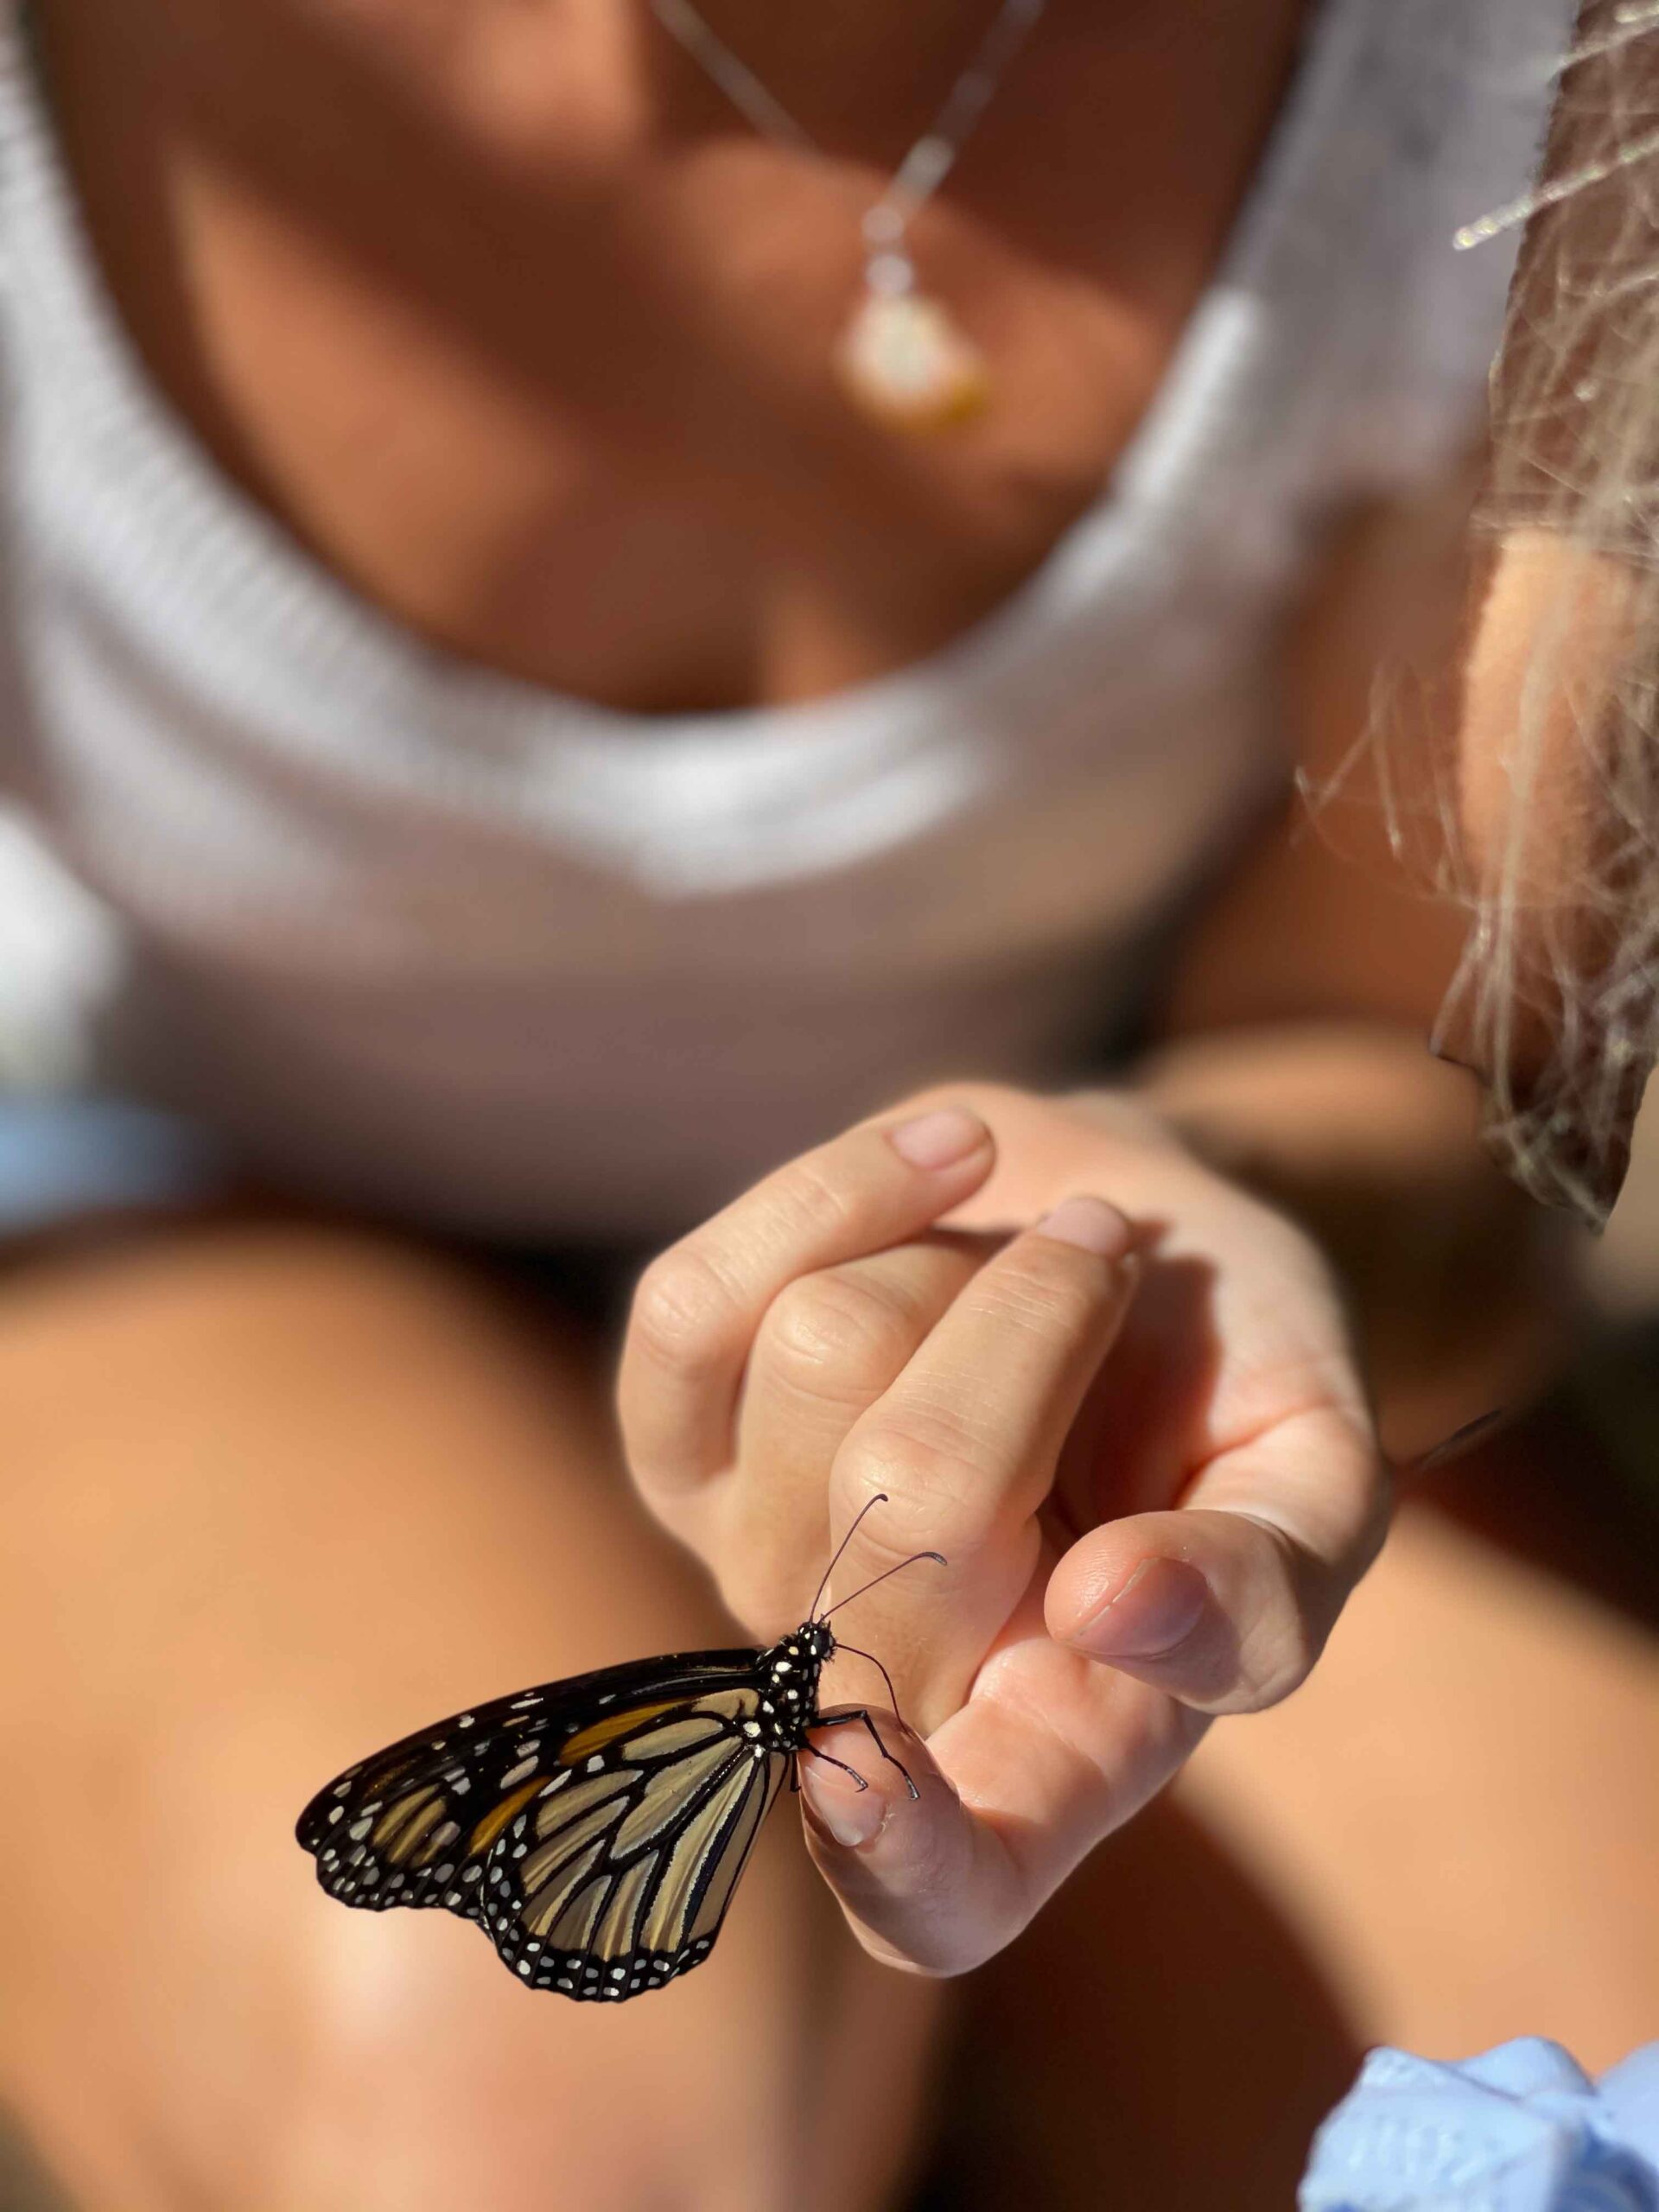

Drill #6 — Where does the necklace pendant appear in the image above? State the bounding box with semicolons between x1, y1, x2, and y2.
834;276;991;435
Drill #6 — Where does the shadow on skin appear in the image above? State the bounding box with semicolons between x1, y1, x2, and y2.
0;2109;73;2212
35;0;1047;615
916;1792;1362;2212
1412;1355;1659;1638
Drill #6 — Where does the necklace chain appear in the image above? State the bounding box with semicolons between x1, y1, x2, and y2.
648;0;1049;270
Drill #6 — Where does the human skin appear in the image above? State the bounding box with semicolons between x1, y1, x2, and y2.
618;1090;1381;1974
34;0;1310;708
0;1221;944;2212
0;1088;1383;2212
33;0;1559;1429
0;2;1626;2207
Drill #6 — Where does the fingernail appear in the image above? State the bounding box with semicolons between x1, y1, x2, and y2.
800;1761;890;1850
887;1106;989;1171
1033;1194;1135;1261
1070;1556;1209;1661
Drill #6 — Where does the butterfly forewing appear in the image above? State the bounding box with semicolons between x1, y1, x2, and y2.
477;1688;790;1999
295;1649;769;1930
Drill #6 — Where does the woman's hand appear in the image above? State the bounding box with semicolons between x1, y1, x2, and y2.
616;1083;1384;1977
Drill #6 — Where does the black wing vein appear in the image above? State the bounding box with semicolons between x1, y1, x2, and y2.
477;1694;789;2000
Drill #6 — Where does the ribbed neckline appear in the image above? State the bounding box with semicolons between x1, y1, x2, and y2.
0;0;1351;776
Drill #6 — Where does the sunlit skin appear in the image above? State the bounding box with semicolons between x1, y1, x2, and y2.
0;4;1651;2209
620;1093;1380;1980
39;0;1309;709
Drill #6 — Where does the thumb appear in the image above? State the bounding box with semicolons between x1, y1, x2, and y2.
1043;1503;1369;1715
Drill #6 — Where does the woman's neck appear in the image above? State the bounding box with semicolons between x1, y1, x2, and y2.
655;0;1035;105
643;0;1164;156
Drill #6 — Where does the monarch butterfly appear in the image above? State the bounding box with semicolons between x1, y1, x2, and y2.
295;1497;940;2004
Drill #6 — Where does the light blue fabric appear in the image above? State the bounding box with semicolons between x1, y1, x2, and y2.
0;1096;224;1234
1301;2040;1659;2212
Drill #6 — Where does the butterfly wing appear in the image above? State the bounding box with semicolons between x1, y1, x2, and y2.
295;1649;766;1929
477;1685;791;1999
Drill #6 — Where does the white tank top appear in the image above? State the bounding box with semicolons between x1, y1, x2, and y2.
0;0;1573;1239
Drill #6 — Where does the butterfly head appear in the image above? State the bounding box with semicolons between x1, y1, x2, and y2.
795;1618;836;1669
767;1617;836;1691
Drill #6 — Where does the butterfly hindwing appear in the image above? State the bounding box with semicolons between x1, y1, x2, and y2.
295;1649;769;1928
477;1686;791;1999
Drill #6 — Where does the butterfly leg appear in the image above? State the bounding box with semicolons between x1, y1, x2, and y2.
830;1640;914;1736
811;1707;920;1801
798;1740;870;1790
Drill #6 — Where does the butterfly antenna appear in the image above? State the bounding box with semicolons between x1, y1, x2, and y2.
819;1549;947;1622
810;1492;892;1621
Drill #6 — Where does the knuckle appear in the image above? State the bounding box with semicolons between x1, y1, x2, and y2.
628;1244;743;1380
836;1414;996;1544
985;1246;1102;1336
770;1155;860;1243
762;1269;920;1399
840;1420;957;1500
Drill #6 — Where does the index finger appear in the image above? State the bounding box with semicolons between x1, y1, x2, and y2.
619;1105;994;1496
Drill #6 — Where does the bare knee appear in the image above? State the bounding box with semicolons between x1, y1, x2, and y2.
0;1215;605;1449
0;1221;939;2212
0;1217;664;1722
279;1848;938;2212
283;1921;799;2212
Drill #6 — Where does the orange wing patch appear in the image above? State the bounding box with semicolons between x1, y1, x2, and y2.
559;1700;691;1767
467;1777;551;1858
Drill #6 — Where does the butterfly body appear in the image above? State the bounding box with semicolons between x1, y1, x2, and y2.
296;1620;840;2002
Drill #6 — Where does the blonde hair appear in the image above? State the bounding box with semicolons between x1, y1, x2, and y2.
1450;0;1659;1228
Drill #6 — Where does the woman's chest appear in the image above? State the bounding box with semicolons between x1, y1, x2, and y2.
35;0;1308;715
